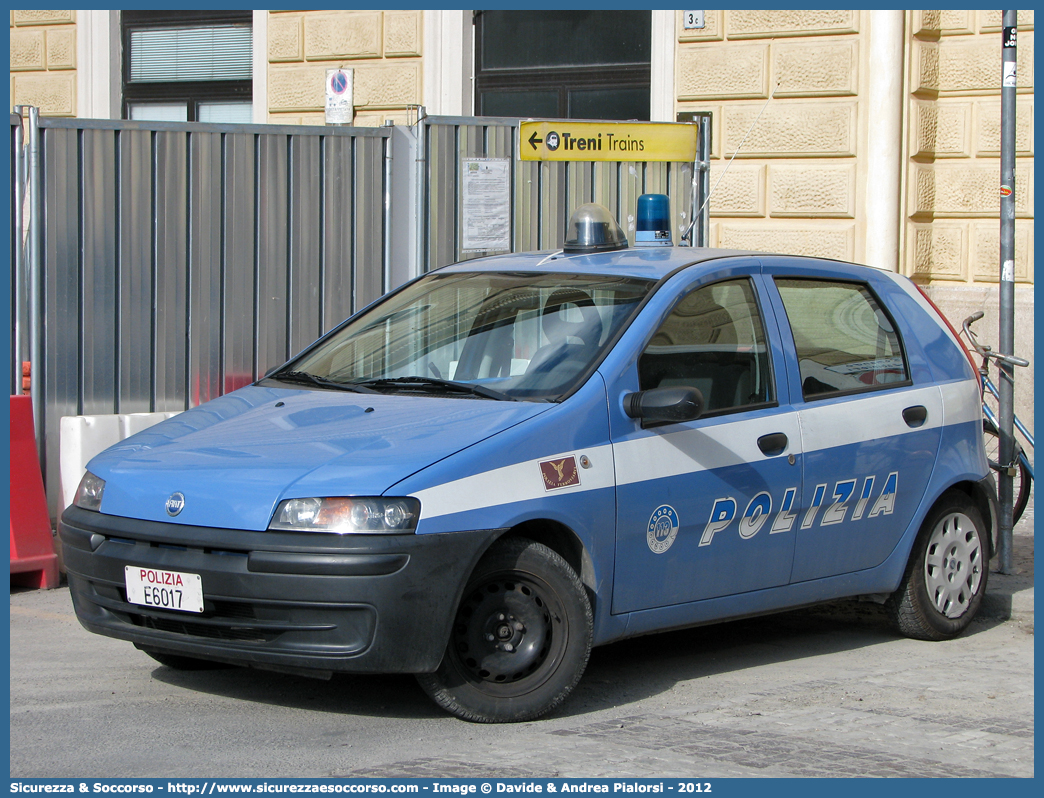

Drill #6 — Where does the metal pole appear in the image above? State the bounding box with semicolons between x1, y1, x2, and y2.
382;122;393;295
696;113;711;248
12;109;25;395
27;106;46;473
997;10;1018;573
415;106;428;275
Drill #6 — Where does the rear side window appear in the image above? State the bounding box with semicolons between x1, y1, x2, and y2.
775;278;909;399
639;278;773;415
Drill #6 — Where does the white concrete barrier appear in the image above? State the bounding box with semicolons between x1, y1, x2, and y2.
59;412;181;514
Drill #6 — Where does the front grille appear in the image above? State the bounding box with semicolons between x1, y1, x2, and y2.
118;588;275;643
133;614;276;643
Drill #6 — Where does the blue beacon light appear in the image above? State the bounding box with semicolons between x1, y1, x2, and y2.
635;193;672;247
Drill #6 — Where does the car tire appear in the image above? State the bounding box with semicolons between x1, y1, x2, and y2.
886;492;989;641
416;537;593;723
137;646;233;671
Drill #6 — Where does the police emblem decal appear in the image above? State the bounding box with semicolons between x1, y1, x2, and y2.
647;505;680;554
165;492;186;517
539;456;581;491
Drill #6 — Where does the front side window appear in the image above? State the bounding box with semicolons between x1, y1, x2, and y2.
283;272;654;402
638;278;773;415
775;278;909;399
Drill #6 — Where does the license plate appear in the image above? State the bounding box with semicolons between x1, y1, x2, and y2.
124;566;204;613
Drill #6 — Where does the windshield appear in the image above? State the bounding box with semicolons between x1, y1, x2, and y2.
281;271;654;401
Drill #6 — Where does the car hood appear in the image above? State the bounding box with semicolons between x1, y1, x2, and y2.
89;385;551;531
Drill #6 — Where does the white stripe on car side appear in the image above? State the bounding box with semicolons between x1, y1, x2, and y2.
795;384;943;454
612;412;803;487
412;444;616;520
414;380;981;521
938;378;985;426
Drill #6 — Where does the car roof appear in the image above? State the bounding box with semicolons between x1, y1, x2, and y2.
434;246;869;282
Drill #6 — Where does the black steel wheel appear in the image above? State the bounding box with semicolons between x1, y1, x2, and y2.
983;420;1031;525
886;492;989;641
416;538;592;723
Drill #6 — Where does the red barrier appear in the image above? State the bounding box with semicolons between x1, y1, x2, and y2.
10;395;59;589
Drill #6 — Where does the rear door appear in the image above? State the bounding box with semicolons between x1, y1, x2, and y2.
609;262;803;614
762;260;942;583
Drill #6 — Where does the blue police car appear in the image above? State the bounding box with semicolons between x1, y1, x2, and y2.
61;204;995;723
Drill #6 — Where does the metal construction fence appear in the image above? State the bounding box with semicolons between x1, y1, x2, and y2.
11;107;706;513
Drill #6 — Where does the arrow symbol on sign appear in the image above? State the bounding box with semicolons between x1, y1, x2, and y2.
528;131;543;149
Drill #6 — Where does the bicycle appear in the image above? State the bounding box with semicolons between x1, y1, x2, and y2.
961;311;1033;523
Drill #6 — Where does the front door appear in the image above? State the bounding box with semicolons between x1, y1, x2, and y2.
610;272;802;614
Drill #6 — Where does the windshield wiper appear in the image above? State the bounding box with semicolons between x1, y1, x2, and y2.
354;376;516;401
273;370;379;394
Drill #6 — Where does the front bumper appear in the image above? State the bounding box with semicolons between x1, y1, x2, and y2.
59;506;501;674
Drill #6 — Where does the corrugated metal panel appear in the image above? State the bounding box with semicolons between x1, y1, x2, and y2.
23;117;391;513
43;126;81;507
354;136;385;310
153;130;189;412
255;132;290;376
322;135;354;334
288;134;322;356
540;162;567;251
80;128;118;417
516;160;540;253
117;129;155;414
426;123;457;273
222;132;256;390
189;132;223;406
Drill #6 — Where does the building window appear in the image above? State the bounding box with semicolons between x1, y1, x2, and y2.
122;10;252;124
474;11;651;121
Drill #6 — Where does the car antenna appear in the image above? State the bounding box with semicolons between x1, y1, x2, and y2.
681;84;776;247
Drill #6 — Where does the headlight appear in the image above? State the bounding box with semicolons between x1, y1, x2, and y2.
268;497;420;534
73;471;106;511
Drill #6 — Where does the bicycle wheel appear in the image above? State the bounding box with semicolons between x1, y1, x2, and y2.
983;420;1031;524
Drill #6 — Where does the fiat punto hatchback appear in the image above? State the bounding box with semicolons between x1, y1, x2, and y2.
61;205;995;723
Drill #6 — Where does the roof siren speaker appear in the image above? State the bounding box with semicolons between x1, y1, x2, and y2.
562;204;629;254
635;194;672;247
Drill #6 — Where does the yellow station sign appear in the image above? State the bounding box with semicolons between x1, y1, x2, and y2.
519;120;698;163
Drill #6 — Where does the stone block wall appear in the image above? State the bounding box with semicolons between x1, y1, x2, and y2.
675;10;864;262
10;10;77;116
906;10;1034;286
266;10;422;126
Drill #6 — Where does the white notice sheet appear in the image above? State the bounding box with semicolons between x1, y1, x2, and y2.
461;159;511;252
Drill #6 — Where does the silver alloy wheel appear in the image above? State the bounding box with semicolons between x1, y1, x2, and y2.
923;511;984;619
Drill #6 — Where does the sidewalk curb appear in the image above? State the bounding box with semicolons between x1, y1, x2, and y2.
980;575;1034;623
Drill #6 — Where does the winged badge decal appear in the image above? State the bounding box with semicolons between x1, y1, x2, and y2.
539;456;581;491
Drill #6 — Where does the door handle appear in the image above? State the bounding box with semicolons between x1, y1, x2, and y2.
757;432;788;456
903;405;928;428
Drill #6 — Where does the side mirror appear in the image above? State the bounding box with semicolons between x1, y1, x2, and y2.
624;386;704;426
